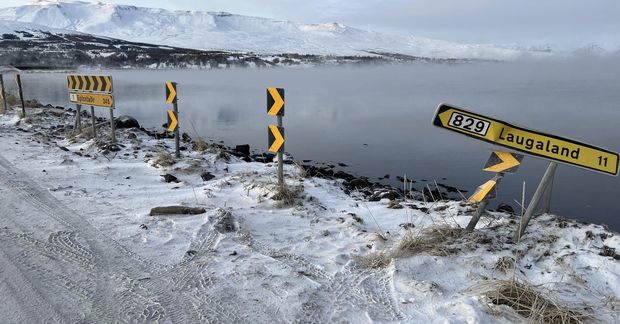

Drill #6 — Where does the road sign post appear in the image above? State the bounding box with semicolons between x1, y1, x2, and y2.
0;74;7;114
514;162;558;241
166;81;179;158
90;106;97;139
267;87;285;189
15;74;26;117
67;75;115;142
433;103;619;239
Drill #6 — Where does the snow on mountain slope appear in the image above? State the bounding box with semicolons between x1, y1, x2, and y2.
0;0;539;60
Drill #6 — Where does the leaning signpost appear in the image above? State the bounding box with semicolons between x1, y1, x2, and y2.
267;87;285;189
0;73;7;113
432;103;619;240
67;75;115;143
15;74;26;117
165;81;180;158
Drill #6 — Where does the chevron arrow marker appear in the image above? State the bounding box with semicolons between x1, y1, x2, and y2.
166;81;177;104
268;125;285;153
267;87;284;116
483;151;524;173
167;110;178;132
469;179;497;203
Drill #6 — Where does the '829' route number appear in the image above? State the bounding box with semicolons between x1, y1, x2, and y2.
448;112;490;136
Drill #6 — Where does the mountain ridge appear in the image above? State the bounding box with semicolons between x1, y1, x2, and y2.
0;0;543;60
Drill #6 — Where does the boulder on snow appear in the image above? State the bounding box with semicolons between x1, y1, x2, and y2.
496;203;515;214
115;115;140;129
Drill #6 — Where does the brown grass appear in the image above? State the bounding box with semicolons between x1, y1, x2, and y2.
396;226;463;257
493;256;515;273
356;251;393;269
483;279;585;324
272;184;304;208
152;151;175;167
193;138;209;152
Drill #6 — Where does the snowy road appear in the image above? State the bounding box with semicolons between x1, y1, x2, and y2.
0;153;237;323
0;151;403;323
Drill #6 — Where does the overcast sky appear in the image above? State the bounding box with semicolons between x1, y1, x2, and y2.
3;0;620;48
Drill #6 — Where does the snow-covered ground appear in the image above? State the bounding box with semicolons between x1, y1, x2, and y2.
0;0;546;60
0;105;618;323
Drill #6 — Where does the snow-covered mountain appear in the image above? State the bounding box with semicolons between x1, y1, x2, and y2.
0;0;542;60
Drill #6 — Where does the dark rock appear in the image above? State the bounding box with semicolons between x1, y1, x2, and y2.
599;246;620;260
235;144;250;156
379;190;400;201
399;223;415;230
115;115;140;129
338;163;348;167
496;203;515;214
58;146;69;151
303;160;312;163
422;187;442;201
229;251;238;256
201;172;215;181
150;206;206;216
383;174;390;179
161;174;179;183
182;133;191;142
139;224;148;230
333;171;355;181
345;178;370;189
186;250;197;257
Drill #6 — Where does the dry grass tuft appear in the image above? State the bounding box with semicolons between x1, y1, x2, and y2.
5;91;19;107
483;279;585;324
216;150;230;162
294;162;307;178
493;256;515;273
153;151;175;167
193;138;209;152
272;185;304;208
396;226;463;257
355;251;393;269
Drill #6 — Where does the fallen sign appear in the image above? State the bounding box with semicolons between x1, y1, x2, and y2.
69;92;114;108
433;103;619;176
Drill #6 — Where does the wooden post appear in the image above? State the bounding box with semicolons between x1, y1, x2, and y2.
15;74;26;117
0;74;7;114
277;115;284;188
109;108;116;144
90;106;97;139
76;104;82;130
173;99;180;158
514;162;558;241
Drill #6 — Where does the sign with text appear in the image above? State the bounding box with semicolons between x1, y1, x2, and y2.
432;103;619;176
69;92;114;108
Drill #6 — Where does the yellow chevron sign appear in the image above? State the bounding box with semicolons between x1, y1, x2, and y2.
268;125;284;153
67;75;113;93
69;92;114;108
433;103;619;176
483;151;524;173
469;179;497;203
166;81;177;104
267;87;284;116
167;110;178;132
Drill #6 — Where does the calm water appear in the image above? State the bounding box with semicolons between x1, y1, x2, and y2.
7;58;620;230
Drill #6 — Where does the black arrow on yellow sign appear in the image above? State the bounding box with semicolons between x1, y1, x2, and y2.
267;87;284;116
268;125;285;153
166;81;177;104
67;75;112;93
483;151;524;173
167;110;178;132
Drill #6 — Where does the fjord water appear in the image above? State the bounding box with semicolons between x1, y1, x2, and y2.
14;58;620;230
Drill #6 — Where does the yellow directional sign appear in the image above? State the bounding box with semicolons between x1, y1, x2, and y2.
433;103;619;176
166;81;177;104
469;179;497;203
483;151;524;173
67;75;112;93
268;125;285;153
167;110;178;132
69;92;114;108
267;87;285;116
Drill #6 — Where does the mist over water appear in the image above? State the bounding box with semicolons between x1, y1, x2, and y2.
10;57;620;230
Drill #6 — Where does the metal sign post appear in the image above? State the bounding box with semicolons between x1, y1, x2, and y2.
267;87;285;189
15;74;26;117
514;162;558;241
165;81;180;158
0;74;7;113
